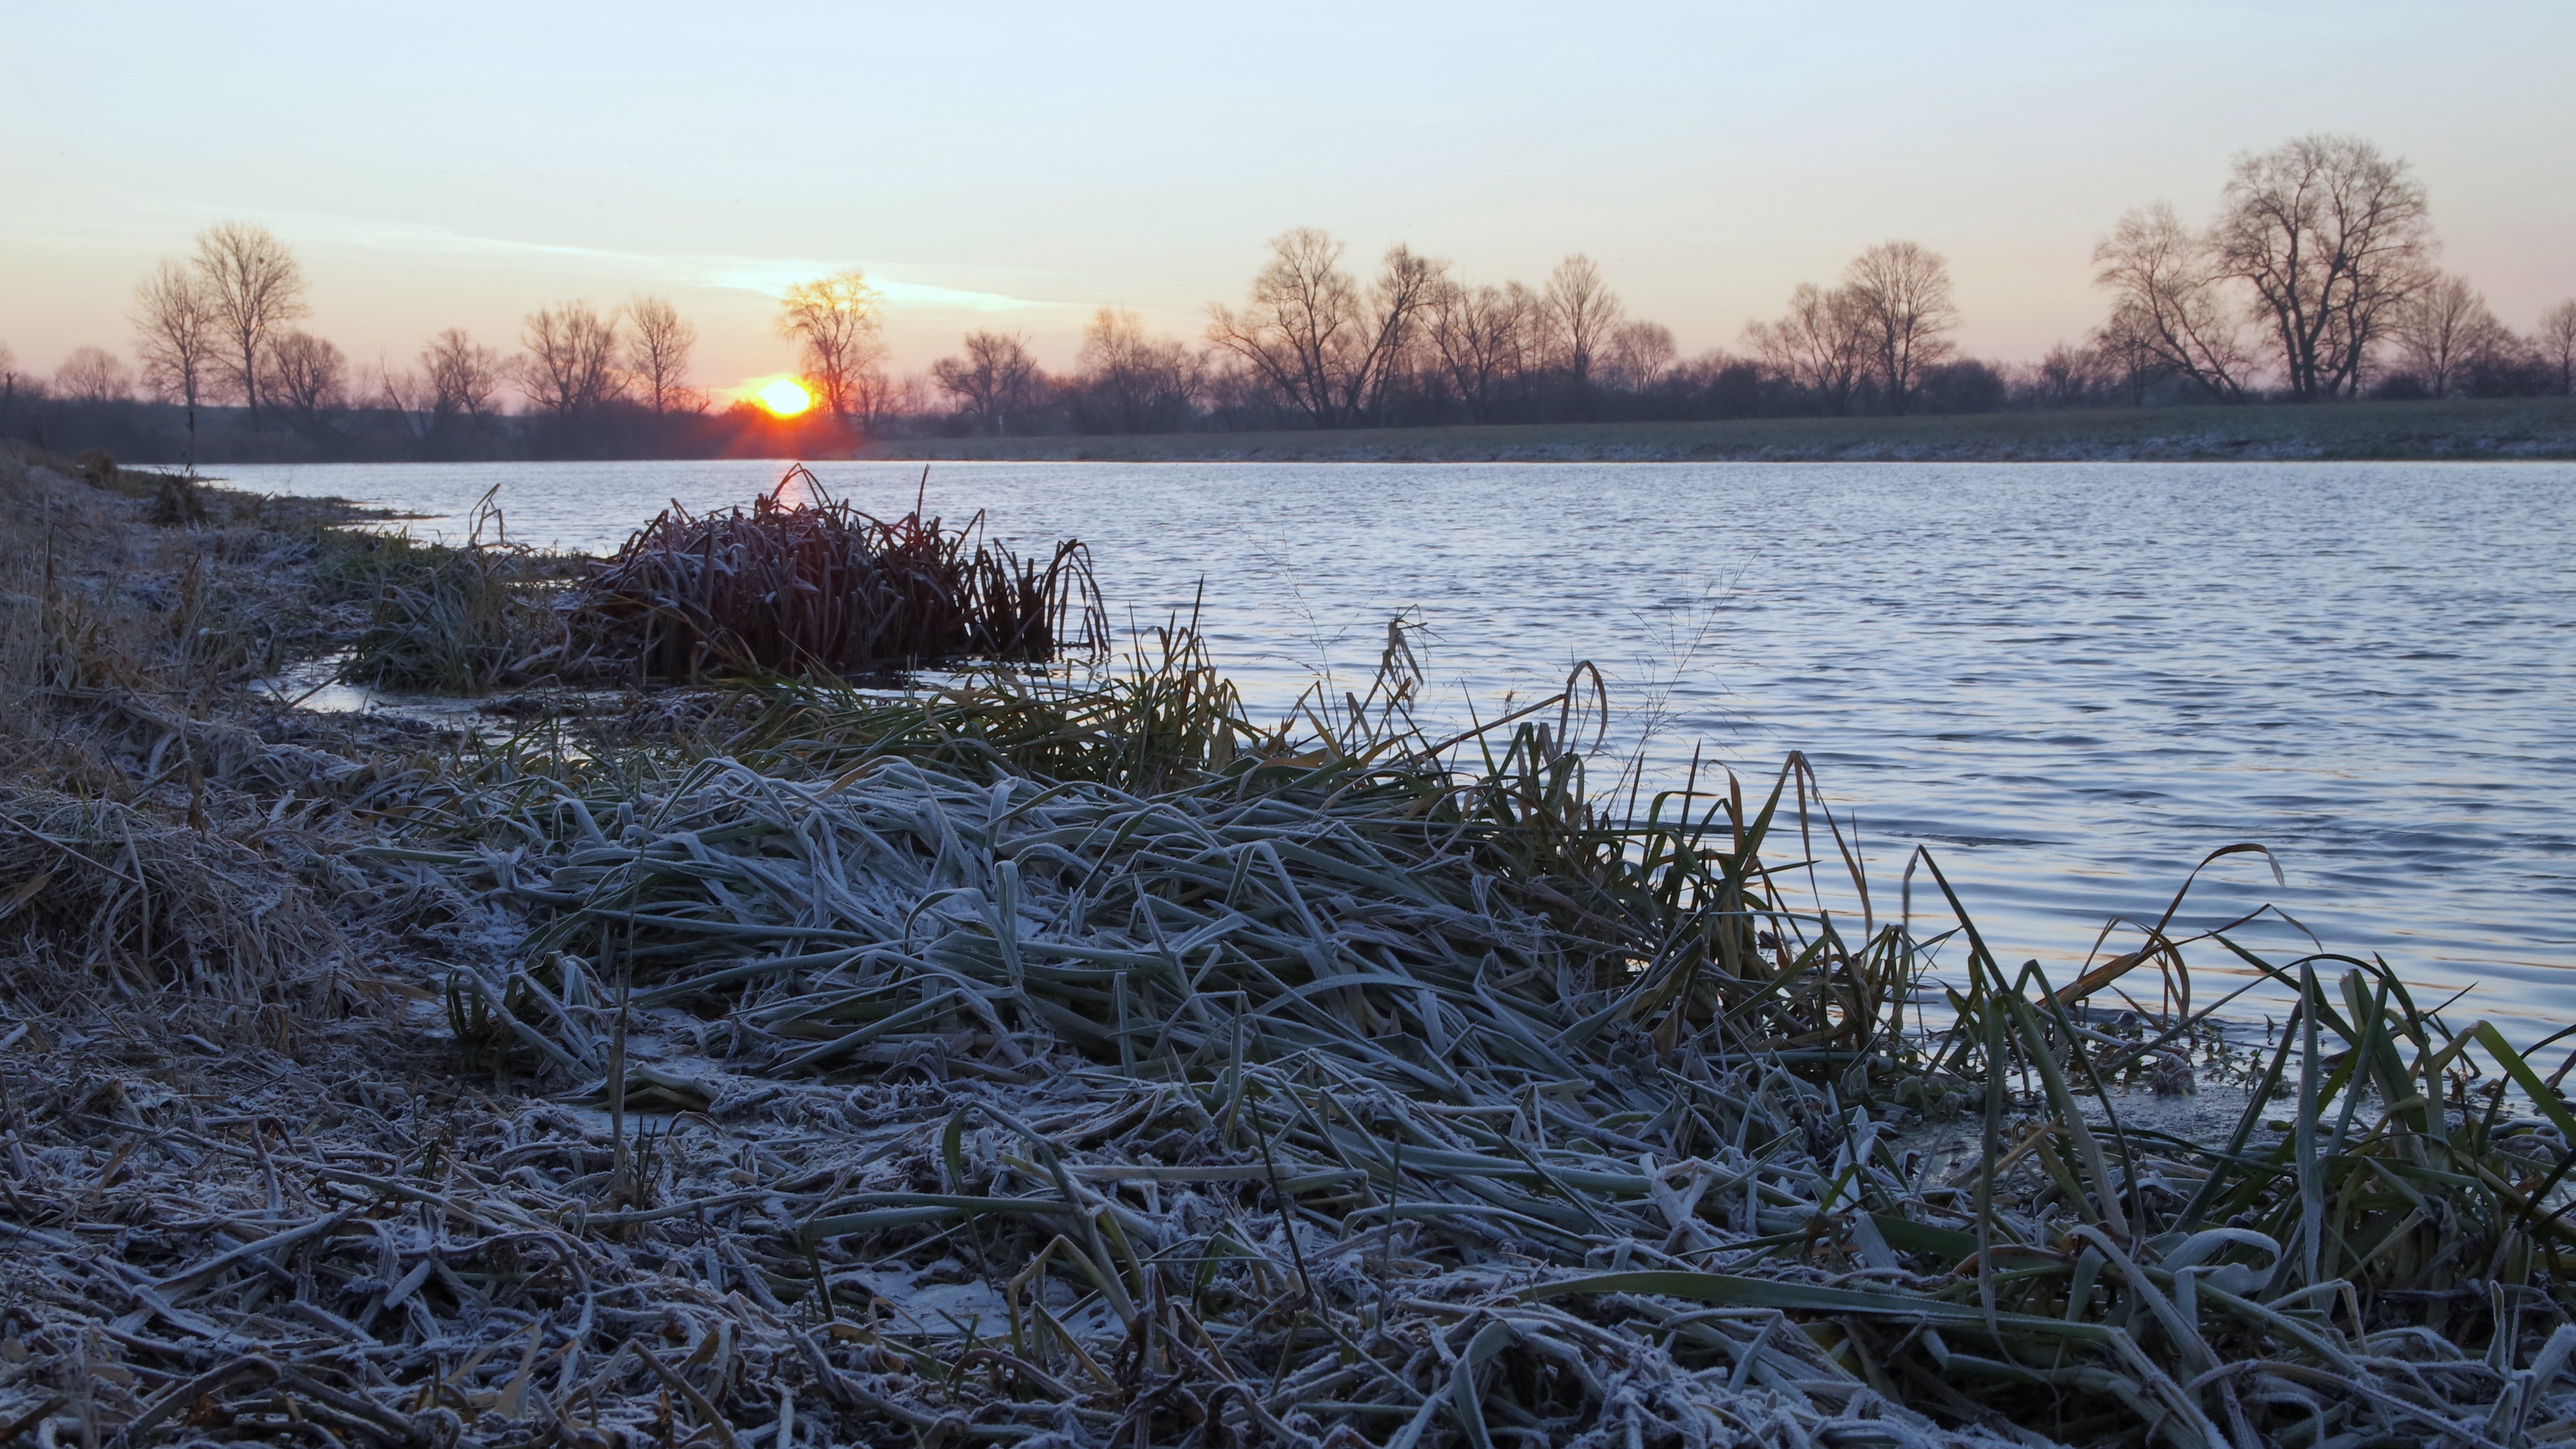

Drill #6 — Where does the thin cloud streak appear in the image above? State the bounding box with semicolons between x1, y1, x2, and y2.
255;209;1078;315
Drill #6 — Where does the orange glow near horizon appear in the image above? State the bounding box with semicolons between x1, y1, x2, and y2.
753;378;814;418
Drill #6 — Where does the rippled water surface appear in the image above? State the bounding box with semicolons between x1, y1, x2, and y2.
217;459;2576;1033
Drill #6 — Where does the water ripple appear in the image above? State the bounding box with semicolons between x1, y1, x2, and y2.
217;458;2576;1035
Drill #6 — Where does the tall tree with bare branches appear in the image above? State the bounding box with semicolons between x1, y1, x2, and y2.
1743;283;1872;414
931;331;1045;433
1206;229;1363;429
1603;320;1676;394
1426;280;1534;423
263;329;347;441
1542;254;1624;388
2092;203;2252;402
1843;241;1957;411
190;222;308;429
424;329;504;425
54;347;131;403
2538;300;2576;397
133;260;218;468
1354;246;1441;421
776;272;885;423
1206;230;1439;428
2214;135;2434;399
516;302;625;417
2390;274;2508;398
626;294;698;414
1074;309;1201;433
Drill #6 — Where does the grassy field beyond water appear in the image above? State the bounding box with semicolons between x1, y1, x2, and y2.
861;396;2576;463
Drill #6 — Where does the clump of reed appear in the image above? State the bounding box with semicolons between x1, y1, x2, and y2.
341;489;580;692
724;607;1259;791
574;466;1107;682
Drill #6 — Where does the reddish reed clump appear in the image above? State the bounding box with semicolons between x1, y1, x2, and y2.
576;466;1106;680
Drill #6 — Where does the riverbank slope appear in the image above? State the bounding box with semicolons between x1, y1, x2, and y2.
1;445;2566;1449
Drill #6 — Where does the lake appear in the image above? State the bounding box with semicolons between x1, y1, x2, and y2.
211;458;2576;1037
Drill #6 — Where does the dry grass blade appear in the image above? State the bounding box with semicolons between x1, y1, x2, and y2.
0;786;345;1033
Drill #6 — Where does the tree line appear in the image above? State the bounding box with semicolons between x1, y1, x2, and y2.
0;223;837;466
914;134;2572;433
7;133;2572;462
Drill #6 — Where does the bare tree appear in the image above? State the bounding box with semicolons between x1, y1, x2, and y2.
2388;273;2508;398
516;302;625;417
1356;246;1442;420
2089;318;2170;405
56;347;133;403
2025;341;2111;408
1425;280;1532;423
931;330;1045;433
626;294;698;414
191;221;309;428
264;329;347;439
423;329;504;424
1206;229;1436;429
2092;203;2251;402
1075;309;1201;433
1602;320;1676;394
1743;283;1872;414
133;260;219;468
2531;299;2576;396
375;364;431;443
1207;228;1351;427
2214;135;2435;400
1843;241;1957;411
843;364;911;433
1542;254;1625;388
776;272;885;421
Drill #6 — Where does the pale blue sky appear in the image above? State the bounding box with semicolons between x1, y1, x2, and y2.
6;1;2571;393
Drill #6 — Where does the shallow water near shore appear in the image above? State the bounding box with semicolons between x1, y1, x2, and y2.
215;458;2576;1036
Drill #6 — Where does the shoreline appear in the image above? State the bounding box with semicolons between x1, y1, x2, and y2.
853;396;2576;464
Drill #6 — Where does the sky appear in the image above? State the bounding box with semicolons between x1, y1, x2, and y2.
5;0;2573;398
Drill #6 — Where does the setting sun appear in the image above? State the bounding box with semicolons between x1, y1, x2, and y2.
753;378;813;417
